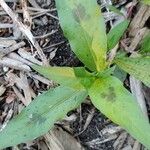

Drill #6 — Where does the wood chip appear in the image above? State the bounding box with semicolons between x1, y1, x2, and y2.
133;141;141;150
0;57;31;72
130;76;148;120
30;73;54;86
8;52;33;66
21;0;32;29
38;141;49;150
20;72;32;105
6;92;16;104
6;72;33;106
122;145;133;150
0;41;25;57
44;127;84;150
128;28;149;52
0;39;16;48
86;134;117;148
129;5;150;37
0;0;48;65
0;108;13;132
101;125;122;136
0;85;6;96
18;48;42;65
83;108;95;131
113;132;128;150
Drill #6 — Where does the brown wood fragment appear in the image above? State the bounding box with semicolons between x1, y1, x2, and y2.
45;127;84;150
128;28;149;52
129;5;150;37
0;0;48;65
0;57;31;72
0;41;25;57
113;132;128;150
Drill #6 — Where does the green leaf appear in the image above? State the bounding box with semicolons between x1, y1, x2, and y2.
55;0;107;71
107;20;129;50
32;65;95;89
108;5;125;17
115;56;150;87
89;76;150;149
113;66;127;82
140;32;150;54
0;86;87;149
141;0;150;5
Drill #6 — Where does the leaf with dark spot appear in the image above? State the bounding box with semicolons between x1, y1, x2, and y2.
30;113;46;125
89;75;150;149
115;56;150;87
0;86;87;149
72;4;87;23
55;0;107;71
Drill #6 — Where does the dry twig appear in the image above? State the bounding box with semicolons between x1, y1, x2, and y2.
0;57;31;72
0;0;48;65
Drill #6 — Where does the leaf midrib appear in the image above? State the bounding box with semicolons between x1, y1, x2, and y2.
71;1;97;70
25;89;86;126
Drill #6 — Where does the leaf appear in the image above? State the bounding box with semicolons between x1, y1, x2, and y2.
55;0;107;71
107;20;129;50
89;75;150;149
141;0;150;5
113;66;127;82
108;5;125;16
32;65;95;89
140;32;150;54
0;86;87;149
115;56;150;87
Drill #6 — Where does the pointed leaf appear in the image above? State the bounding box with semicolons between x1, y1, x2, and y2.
89;76;150;149
32;65;95;89
115;56;150;87
0;86;87;149
55;0;107;71
107;20;129;50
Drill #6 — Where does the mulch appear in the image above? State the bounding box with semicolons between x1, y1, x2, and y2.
0;0;150;150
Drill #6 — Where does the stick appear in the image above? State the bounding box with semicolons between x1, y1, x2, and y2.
0;0;48;65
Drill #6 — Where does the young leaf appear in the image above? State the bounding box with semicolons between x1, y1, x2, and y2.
89;76;150;149
55;0;107;71
115;56;150;87
0;86;87;149
32;65;95;89
107;20;129;50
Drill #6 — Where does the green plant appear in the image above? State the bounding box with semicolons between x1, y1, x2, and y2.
141;0;150;5
0;0;150;149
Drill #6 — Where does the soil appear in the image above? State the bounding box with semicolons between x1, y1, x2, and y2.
70;103;115;150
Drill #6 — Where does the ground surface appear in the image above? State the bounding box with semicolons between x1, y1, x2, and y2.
0;0;150;150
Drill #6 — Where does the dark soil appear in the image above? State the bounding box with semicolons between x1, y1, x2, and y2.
70;103;115;150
